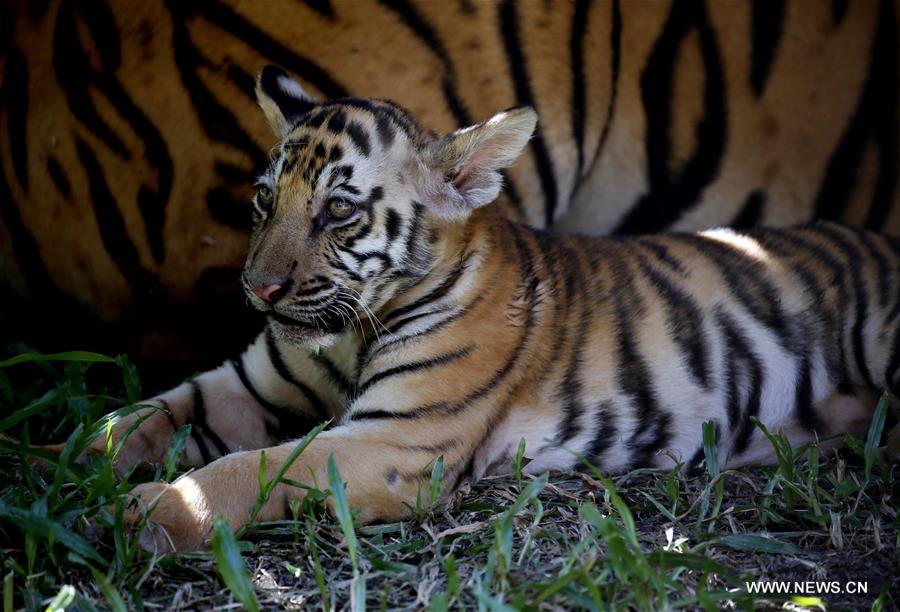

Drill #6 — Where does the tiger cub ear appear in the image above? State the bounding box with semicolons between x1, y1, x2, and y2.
255;65;318;139
425;107;537;217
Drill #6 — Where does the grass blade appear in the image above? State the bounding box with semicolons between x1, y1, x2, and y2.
429;455;445;507
0;501;103;564
88;567;127;612
3;572;12;612
249;421;327;523
164;424;192;482
865;392;889;480
328;454;366;611
327;454;359;572
211;515;260;612
0;351;116;368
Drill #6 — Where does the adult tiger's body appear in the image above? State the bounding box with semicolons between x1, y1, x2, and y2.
68;70;898;552
1;0;898;368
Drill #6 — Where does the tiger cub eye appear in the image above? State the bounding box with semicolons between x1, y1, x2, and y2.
327;199;356;220
257;186;274;210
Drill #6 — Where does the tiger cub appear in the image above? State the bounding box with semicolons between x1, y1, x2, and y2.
98;66;898;552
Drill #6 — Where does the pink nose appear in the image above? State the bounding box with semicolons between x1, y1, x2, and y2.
251;283;286;304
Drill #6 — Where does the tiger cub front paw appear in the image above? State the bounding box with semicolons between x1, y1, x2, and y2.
125;480;213;553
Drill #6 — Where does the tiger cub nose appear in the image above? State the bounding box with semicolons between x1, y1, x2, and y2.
251;280;292;304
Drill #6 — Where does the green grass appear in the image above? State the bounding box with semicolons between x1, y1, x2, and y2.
0;348;897;610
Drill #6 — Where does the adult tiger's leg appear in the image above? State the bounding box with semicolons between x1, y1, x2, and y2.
60;329;336;473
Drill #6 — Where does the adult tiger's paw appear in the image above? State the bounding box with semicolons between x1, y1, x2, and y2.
125;480;214;553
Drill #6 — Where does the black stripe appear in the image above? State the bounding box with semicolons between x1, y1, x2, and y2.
499;0;559;227
300;0;334;19
379;0;473;127
570;0;591;183
294;291;338;309
731;190;766;229
794;353;819;431
0;50;84;311
351;224;539;422
189;380;230;458
189;426;212;464
4;47;28;191
385;208;402;241
811;224;874;387
207;187;253;231
327;109;347;134
391;439;461;454
814;0;897;230
636;238;685;274
613;0;727;234
685;445;706;477
636;255;712;389
499;170;525;219
586;401;617;462
381;248;475;325
400;202;429;274
719;311;764;455
583;0;621;184
556;248;590;444
52;1;128;157
750;0;785;97
385;306;453;337
755;226;848;382
46;156;72;198
356;345;474;396
231;354;321;439
52;1;172;263
264;327;329;418
180;0;347;98
75;139;158;297
310;351;352;395
677;232;796;354
360;306;471;368
341;219;373;249
884;325;900;392
99;80;172;265
345;121;371;156
326;253;364;282
166;3;266;169
323;98;421;144
754;228;834;335
832;0;850;24
853;229;891;309
609;253;670;468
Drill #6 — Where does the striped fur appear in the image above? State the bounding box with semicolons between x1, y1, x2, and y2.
89;83;900;551
2;0;898;369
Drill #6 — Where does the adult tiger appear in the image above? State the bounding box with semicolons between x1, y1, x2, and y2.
1;0;897;372
53;69;895;552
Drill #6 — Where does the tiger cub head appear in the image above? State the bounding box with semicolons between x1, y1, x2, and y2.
245;65;536;346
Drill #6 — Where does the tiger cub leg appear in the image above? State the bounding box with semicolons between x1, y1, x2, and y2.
727;385;878;467
125;425;447;552
53;330;333;474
